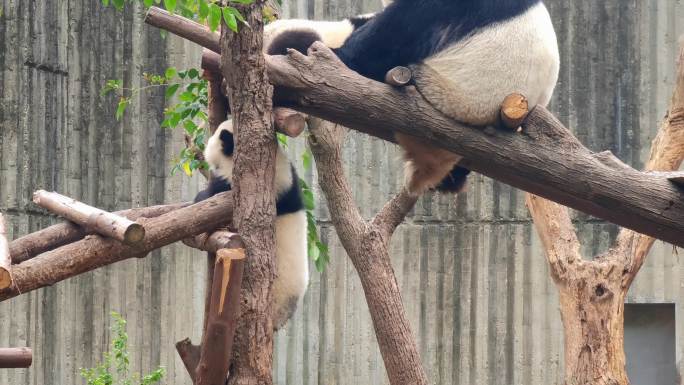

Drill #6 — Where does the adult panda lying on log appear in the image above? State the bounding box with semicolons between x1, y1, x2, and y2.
264;0;560;195
194;120;308;331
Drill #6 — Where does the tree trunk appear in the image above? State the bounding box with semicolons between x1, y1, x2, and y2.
556;263;628;385
219;1;277;384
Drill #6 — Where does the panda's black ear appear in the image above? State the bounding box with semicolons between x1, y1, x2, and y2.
219;129;235;156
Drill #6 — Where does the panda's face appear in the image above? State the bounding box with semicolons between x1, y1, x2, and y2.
204;120;235;182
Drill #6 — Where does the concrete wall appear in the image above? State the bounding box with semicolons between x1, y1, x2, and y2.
0;0;683;384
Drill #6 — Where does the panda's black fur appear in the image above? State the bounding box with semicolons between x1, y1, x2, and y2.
195;120;308;331
263;0;559;196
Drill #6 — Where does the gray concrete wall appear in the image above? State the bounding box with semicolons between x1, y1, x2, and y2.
1;1;683;384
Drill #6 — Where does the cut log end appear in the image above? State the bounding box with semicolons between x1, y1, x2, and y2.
123;223;146;245
0;269;11;290
384;66;412;86
274;108;307;138
0;214;11;290
500;93;530;130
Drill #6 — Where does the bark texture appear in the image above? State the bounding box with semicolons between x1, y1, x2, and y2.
0;191;234;302
219;2;277;384
308;117;427;385
526;38;684;385
196;249;246;385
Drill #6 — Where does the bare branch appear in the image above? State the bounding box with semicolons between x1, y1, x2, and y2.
184;231;242;254
371;188;418;244
307;117;365;246
525;194;582;282
175;339;201;383
0;192;234;302
33;190;145;245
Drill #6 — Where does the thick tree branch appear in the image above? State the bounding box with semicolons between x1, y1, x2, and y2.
525;194;582;282
371;189;418;245
220;2;277;384
9;203;187;264
307;117;365;244
0;192;234;302
308;117;426;385
267;44;684;247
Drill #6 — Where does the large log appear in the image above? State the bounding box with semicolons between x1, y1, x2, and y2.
0;192;234;302
0;348;32;368
9;203;187;264
145;10;684;247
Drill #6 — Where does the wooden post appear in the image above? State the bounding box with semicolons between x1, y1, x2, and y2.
33;190;145;245
195;248;245;385
0;215;11;290
500;93;529;130
0;348;32;368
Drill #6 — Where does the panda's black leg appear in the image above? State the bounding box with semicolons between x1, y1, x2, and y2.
434;165;471;193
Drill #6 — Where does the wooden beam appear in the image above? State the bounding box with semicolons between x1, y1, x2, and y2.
0;192;234;302
0;348;32;368
0;215;11;290
33;190;145;245
147;11;684;248
196;248;245;385
9;203;187;264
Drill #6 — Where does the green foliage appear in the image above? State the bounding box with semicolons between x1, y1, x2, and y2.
100;0;253;33
80;312;165;385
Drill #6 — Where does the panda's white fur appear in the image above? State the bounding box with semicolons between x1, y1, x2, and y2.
203;120;309;330
264;19;358;50
398;2;559;193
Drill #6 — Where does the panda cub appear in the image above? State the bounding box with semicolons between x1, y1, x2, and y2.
195;120;308;331
265;0;560;196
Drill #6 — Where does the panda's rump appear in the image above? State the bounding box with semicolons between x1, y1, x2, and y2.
417;2;559;125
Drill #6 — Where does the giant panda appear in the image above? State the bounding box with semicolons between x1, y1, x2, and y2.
264;0;560;195
194;120;308;331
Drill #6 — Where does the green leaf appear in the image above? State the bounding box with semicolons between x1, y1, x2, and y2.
226;6;247;26
165;83;180;99
302;188;314;211
208;3;221;32
164;67;177;79
102;0;110;7
116;98;128;120
143;0;154;7
302;148;312;171
230;0;254;4
222;7;238;33
163;0;177;13
198;0;209;19
182;161;192;176
112;0;124;10
188;68;199;79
